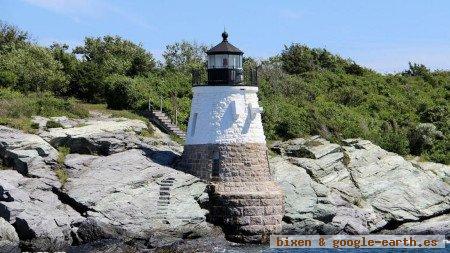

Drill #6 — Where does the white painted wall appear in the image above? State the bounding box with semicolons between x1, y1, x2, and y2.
185;86;266;145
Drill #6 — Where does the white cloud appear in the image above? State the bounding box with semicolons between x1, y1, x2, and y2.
23;0;94;17
22;0;154;30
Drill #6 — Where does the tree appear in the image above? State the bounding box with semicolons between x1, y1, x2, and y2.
73;35;155;77
280;43;358;75
104;75;141;110
0;44;68;94
0;21;30;50
163;41;207;71
403;62;431;77
50;43;79;80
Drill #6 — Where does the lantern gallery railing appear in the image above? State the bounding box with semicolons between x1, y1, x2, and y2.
192;68;258;86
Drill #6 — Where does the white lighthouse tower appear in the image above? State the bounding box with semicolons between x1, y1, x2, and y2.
180;32;283;242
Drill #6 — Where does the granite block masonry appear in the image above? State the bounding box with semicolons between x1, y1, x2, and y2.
179;32;284;242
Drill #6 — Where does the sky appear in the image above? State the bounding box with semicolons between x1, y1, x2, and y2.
1;0;450;73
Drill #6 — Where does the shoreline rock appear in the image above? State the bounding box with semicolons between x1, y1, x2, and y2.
0;116;449;251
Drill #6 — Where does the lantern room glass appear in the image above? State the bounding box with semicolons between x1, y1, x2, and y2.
208;54;242;69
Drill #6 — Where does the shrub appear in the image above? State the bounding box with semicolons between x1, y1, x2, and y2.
376;130;410;156
280;44;357;75
409;123;443;155
0;45;69;94
57;146;71;165
104;75;141;110
74;35;156;77
55;168;69;185
46;120;63;129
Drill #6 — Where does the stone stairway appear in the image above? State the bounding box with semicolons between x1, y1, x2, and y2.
156;177;176;221
150;110;186;140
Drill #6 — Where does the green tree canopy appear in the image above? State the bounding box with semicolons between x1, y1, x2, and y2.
280;43;367;75
73;35;156;77
0;44;68;94
163;41;207;71
0;21;30;50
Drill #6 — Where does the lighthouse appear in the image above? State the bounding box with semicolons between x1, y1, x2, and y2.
180;32;284;242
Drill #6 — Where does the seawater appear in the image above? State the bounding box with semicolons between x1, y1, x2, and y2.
258;243;449;253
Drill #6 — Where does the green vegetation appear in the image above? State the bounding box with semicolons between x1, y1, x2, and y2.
0;87;89;132
57;146;71;165
55;168;69;185
139;128;155;138
46;120;63;129
1;21;449;164
55;146;71;185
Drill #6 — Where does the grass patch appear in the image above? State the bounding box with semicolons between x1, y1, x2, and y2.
342;151;351;167
55;146;71;185
46;120;63;129
0;88;89;132
304;140;323;147
55;168;69;185
0;116;36;133
169;133;185;145
57;146;71;165
80;103;150;122
139;127;155;138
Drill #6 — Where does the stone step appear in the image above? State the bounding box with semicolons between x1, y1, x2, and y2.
149;110;186;140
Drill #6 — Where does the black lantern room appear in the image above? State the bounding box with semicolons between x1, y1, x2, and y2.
207;32;244;85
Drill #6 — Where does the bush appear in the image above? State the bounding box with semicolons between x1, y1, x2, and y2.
74;35;156;77
376;130;410;156
70;61;107;103
280;44;359;75
46;120;63;129
104;75;141;110
0;88;88;132
409;123;443;155
0;45;69;94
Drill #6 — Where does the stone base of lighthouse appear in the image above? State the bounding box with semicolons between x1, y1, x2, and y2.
208;182;284;243
179;143;271;181
179;143;284;242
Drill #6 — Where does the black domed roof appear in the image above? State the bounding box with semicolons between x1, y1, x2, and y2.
206;32;243;55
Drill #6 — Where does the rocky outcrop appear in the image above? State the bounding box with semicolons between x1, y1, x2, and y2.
0;115;203;251
0;217;19;253
36;116;183;157
1;114;449;251
39;118;148;155
271;136;450;236
0;170;84;251
0;126;60;187
63;149;210;246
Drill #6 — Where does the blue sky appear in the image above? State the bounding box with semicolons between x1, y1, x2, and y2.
2;0;450;73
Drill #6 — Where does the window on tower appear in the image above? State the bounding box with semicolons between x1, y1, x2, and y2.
223;58;228;67
212;150;220;179
191;113;198;136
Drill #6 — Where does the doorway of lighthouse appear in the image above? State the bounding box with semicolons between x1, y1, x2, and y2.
212;150;220;179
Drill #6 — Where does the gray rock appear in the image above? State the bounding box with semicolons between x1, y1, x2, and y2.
0;170;84;251
37;117;183;158
0;126;60;187
272;136;341;159
271;157;334;222
413;161;450;184
382;214;450;236
31;116;49;130
63;149;209;243
39;118;148;155
49;116;82;129
271;137;450;236
0;217;19;253
345;147;449;221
